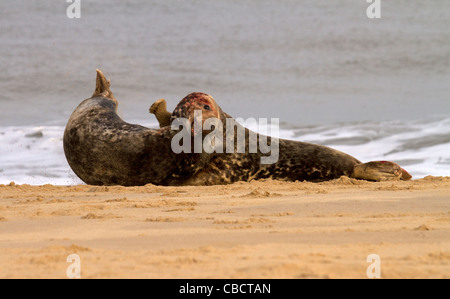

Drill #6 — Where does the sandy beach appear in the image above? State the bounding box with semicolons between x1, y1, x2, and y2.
1;0;449;281
0;176;448;279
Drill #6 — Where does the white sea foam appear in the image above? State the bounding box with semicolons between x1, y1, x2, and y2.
0;118;448;185
0;126;78;185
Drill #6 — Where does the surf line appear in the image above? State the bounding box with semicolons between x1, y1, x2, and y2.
170;110;280;164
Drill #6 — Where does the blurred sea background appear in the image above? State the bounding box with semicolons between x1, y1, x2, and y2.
0;0;449;185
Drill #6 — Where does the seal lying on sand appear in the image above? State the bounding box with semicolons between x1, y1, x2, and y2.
64;70;411;186
64;70;211;186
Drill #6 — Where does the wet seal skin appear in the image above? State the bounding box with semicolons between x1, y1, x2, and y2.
64;70;411;186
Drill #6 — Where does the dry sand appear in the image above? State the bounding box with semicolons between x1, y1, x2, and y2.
0;176;449;279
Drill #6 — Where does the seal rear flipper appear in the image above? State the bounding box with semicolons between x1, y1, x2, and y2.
149;99;172;128
400;168;413;181
92;69;118;108
351;161;410;181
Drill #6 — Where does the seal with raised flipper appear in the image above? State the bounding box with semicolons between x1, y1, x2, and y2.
149;93;412;185
64;70;411;186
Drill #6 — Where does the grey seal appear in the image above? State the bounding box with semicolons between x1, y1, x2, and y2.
150;92;412;185
63;70;210;186
63;70;411;186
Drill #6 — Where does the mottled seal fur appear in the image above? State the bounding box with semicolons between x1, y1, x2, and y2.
64;70;411;186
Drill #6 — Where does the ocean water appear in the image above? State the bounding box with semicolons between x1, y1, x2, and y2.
0;0;449;185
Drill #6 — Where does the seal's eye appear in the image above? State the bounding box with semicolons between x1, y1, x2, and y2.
203;104;211;111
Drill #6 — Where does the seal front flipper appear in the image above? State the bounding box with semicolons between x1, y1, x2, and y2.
149;99;172;128
351;161;412;181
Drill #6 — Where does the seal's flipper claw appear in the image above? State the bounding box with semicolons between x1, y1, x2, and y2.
351;161;404;181
149;99;172;128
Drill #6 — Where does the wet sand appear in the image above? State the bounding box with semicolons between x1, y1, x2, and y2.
0;176;449;279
